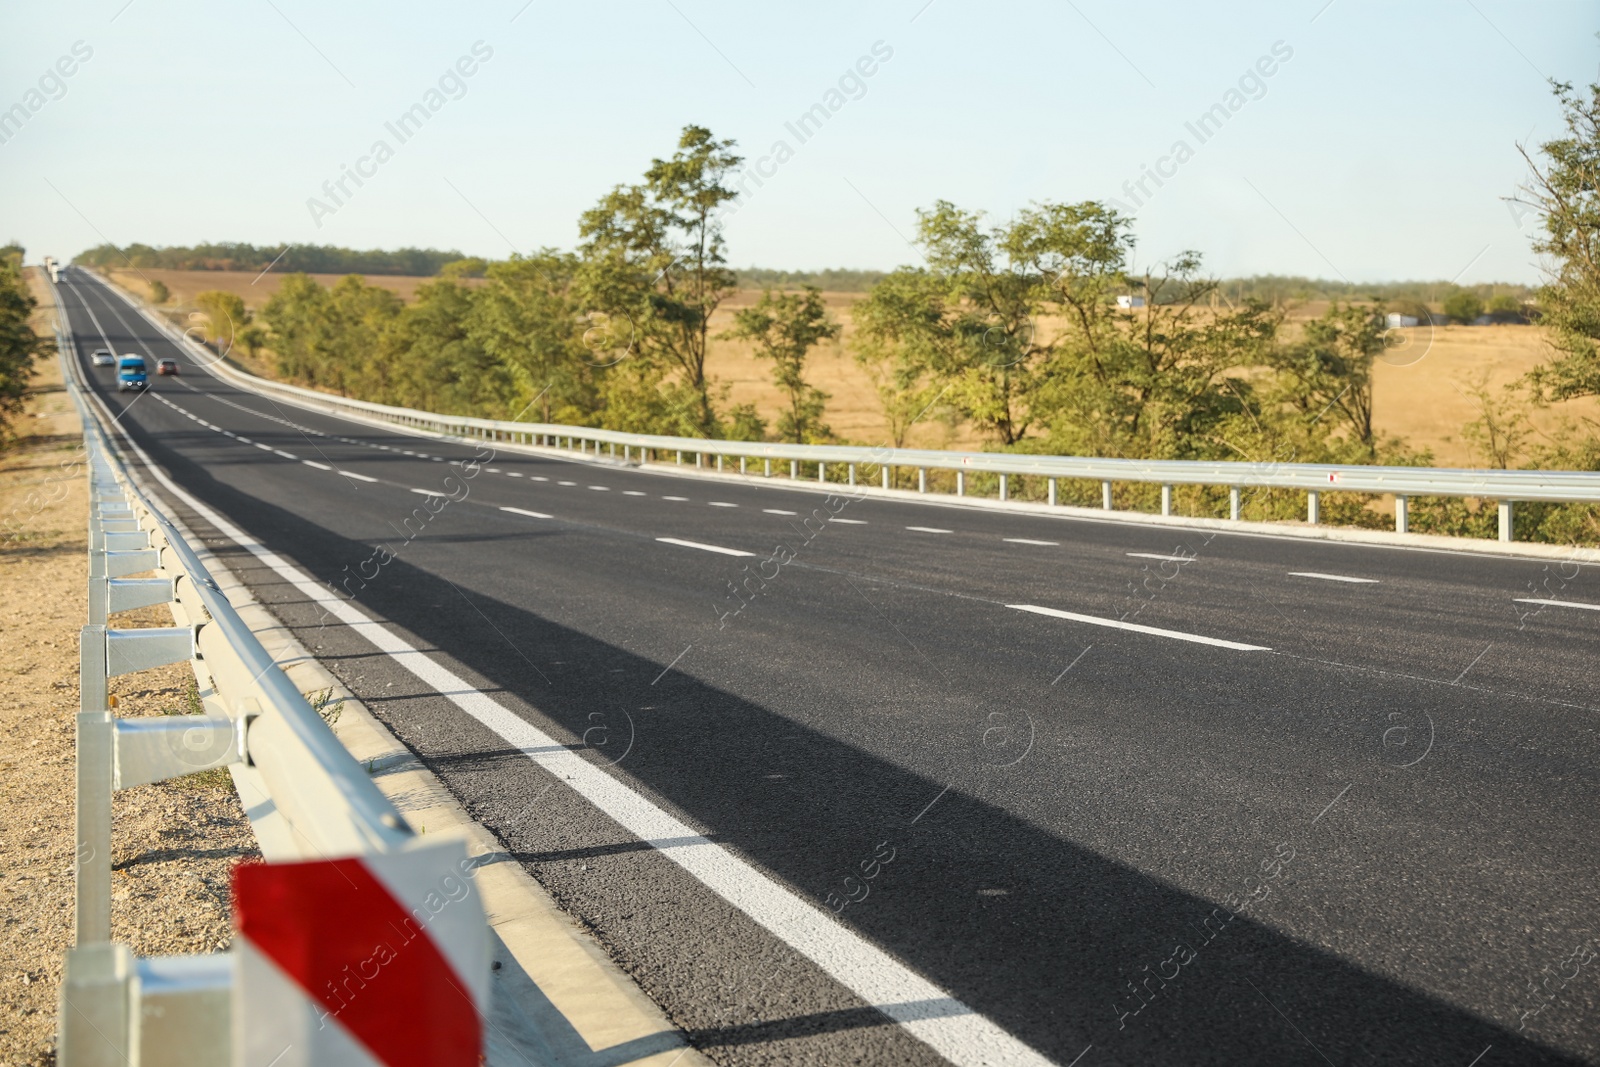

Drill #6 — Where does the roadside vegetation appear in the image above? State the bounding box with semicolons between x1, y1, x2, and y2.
0;243;53;446
79;82;1600;544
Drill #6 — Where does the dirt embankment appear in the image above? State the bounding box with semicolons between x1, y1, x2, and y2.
0;272;257;1066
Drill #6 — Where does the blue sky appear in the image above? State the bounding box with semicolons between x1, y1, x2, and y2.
2;0;1595;282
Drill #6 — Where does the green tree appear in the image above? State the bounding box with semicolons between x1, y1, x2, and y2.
577;125;742;434
725;286;840;443
1442;289;1484;323
1520;79;1600;400
851;268;953;448
1265;301;1387;453
194;290;249;350
0;260;52;440
1487;293;1524;320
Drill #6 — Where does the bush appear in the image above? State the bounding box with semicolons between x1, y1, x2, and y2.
1443;290;1484;324
148;279;169;304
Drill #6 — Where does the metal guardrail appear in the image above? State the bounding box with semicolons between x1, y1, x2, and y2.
53;311;490;1064
93;265;1600;542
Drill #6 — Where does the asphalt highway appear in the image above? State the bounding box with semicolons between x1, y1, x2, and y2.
59;268;1600;1066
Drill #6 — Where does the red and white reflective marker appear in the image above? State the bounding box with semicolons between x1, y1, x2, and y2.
232;839;489;1067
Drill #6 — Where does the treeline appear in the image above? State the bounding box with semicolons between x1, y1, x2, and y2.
235;116;1595;542
1;245;52;442
735;267;887;292
74;242;477;277
1208;275;1536;310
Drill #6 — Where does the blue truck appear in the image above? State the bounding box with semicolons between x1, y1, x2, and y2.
117;355;148;392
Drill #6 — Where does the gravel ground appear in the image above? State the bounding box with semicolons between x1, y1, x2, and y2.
0;276;259;1066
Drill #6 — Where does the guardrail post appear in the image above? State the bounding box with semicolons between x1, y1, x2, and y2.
676;450;683;465
1101;481;1112;511
848;463;856;487
1229;487;1242;521
1161;485;1173;516
764;459;772;477
1307;490;1320;525
956;471;965;496
1048;478;1058;506
740;456;747;474
919;468;928;494
818;463;826;484
1499;500;1514;542
77;625;112;945
716;454;723;472
882;466;890;490
790;460;798;480
696;453;704;469
1394;495;1409;534
999;474;1008;502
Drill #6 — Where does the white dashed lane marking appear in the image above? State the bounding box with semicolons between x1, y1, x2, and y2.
832;518;868;525
763;509;797;516
340;471;378;483
501;506;553;519
589;485;610;491
410;488;449;498
657;537;756;558
1515;598;1600;612
1128;552;1195;563
708;502;737;508
558;481;577;486
907;526;952;534
663;496;688;502
623;491;646;496
1290;572;1379;584
1004;538;1058;546
302;460;332;471
1009;604;1271;651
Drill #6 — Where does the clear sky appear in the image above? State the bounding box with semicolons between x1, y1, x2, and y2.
2;1;1596;283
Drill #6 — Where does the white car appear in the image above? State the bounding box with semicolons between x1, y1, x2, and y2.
91;349;115;367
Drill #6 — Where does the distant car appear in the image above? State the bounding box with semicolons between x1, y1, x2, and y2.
156;358;179;376
91;349;115;367
117;356;148;392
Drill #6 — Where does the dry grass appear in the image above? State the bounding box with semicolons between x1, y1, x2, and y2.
104;270;1600;463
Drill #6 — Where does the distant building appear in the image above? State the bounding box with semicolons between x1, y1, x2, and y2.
1116;295;1146;309
1386;313;1419;328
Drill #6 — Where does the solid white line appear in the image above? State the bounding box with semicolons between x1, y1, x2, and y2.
763;509;797;515
500;506;553;519
1289;572;1379;584
78;383;1055;1067
1127;552;1196;563
302;460;332;471
907;526;952;534
339;471;377;483
1514;598;1600;612
1004;538;1058;546
656;537;755;558
1008;604;1272;651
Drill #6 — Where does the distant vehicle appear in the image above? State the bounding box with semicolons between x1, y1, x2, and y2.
156;358;179;376
117;356;148;392
91;349;115;367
